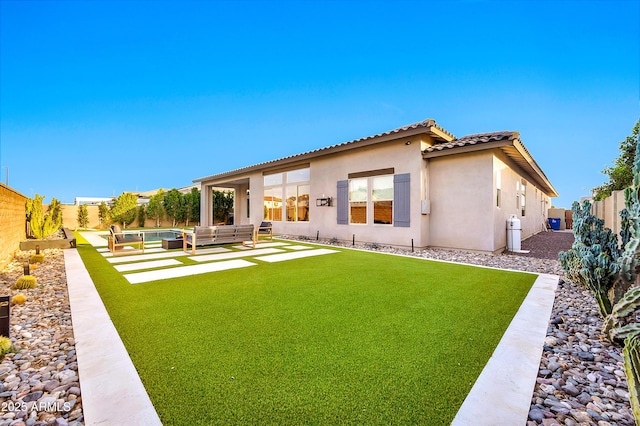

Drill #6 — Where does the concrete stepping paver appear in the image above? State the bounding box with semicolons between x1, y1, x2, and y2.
114;259;182;272
255;248;339;262
107;247;230;264
189;248;285;262
284;245;313;251
124;259;256;284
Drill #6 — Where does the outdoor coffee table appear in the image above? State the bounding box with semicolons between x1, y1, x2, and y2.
162;238;183;250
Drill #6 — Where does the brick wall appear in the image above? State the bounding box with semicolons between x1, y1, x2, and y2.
0;184;27;269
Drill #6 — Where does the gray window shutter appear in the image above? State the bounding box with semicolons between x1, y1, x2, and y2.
394;173;410;227
337;180;348;225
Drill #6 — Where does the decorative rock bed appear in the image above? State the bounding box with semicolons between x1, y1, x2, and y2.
0;249;83;426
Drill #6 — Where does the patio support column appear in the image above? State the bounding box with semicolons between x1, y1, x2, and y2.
200;184;212;227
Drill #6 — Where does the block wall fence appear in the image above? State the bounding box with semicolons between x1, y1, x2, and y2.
591;190;625;237
0;184;27;269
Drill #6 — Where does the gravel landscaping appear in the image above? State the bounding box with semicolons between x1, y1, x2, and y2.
0;230;635;425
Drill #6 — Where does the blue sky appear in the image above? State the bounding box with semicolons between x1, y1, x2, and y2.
1;0;638;208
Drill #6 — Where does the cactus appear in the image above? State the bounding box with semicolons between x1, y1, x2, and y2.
559;200;625;317
13;275;37;290
11;294;26;305
29;254;44;264
0;337;11;357
575;243;619;317
604;278;640;342
623;334;640;422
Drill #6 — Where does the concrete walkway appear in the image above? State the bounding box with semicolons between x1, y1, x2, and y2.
64;248;162;425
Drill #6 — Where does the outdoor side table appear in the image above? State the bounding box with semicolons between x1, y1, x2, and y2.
162;238;183;250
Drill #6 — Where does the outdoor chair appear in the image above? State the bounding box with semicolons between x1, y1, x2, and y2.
108;224;145;254
257;221;273;242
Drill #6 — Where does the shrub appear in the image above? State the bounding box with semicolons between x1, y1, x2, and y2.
0;337;12;357
25;194;62;239
13;276;37;290
11;294;27;305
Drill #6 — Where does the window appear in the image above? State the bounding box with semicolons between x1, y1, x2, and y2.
338;173;409;227
372;175;393;224
264;167;309;222
264;187;283;221
496;171;501;208
349;178;367;224
521;180;526;216
286;184;310;221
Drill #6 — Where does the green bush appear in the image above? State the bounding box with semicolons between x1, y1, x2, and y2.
25;194;62;239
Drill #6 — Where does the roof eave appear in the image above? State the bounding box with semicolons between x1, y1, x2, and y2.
423;139;559;198
194;122;453;183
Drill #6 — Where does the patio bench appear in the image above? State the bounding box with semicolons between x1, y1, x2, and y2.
108;225;145;255
183;224;256;254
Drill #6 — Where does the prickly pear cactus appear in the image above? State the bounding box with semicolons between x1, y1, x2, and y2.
623;334;640;423
619;141;640;285
603;286;640;341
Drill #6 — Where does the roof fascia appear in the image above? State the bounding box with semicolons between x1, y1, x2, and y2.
422;140;513;159
423;139;559;197
195;126;439;183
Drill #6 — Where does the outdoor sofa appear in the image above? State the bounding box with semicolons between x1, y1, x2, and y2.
183;224;256;254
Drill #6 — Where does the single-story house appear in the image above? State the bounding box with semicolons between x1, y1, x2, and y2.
193;118;558;252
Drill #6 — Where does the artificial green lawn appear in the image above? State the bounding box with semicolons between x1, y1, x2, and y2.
74;234;536;425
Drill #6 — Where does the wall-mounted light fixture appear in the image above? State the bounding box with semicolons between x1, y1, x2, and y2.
316;196;332;207
405;141;412;145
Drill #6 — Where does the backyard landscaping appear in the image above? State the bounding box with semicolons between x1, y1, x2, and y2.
74;233;536;425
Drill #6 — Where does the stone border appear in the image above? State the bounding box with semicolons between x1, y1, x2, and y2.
64;248;161;425
452;273;559;425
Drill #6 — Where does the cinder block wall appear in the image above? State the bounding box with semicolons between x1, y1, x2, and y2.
0;184;27;269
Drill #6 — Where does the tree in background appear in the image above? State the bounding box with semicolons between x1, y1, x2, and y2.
77;204;89;229
25;194;63;239
593;119;640;200
137;204;147;227
212;190;234;224
185;187;201;226
164;188;186;227
98;201;111;228
110;192;138;228
146;189;165;227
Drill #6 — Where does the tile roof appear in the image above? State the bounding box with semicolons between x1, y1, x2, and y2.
423;131;518;154
194;118;454;182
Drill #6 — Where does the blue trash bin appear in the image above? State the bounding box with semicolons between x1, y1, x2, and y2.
548;218;561;231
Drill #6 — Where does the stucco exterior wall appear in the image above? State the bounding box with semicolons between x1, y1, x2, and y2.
255;138;428;247
428;151;494;251
203;137;431;248
0;184;27;268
